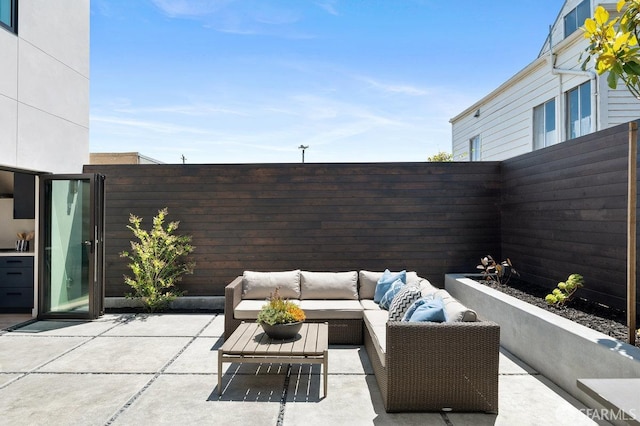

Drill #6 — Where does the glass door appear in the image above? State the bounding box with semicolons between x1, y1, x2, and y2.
38;174;105;319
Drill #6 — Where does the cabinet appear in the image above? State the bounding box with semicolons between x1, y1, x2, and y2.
13;173;35;219
0;256;34;310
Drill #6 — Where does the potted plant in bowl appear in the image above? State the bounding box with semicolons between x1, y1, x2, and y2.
257;288;306;340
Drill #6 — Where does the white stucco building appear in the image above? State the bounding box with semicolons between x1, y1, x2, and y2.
0;1;91;320
1;0;89;173
450;0;640;161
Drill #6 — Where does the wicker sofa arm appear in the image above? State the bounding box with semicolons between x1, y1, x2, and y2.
384;320;500;413
224;276;243;339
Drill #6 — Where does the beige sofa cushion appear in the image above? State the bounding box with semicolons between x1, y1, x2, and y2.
419;279;440;297
358;270;420;300
299;300;364;319
363;310;389;367
300;271;358;300
235;300;363;321
433;289;478;322
234;299;301;320
359;299;382;310
242;270;301;300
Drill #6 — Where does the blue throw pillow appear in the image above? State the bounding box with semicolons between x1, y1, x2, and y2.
408;297;446;323
402;296;429;321
379;279;405;310
374;269;407;303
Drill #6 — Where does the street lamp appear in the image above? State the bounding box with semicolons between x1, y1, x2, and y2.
298;145;309;163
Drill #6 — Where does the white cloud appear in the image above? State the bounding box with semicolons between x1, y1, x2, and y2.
314;0;339;16
114;104;247;117
91;115;209;135
150;0;235;18
360;77;430;96
150;0;311;37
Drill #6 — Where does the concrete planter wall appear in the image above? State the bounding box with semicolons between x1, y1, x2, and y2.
445;274;640;411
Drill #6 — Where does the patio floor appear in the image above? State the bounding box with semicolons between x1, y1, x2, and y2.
0;314;604;425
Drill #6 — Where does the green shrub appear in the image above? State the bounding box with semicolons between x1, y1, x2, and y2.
120;208;195;312
545;274;584;306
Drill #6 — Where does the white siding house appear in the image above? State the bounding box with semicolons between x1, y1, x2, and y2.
450;0;640;161
0;0;89;173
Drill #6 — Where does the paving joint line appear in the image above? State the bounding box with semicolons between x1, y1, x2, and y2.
276;364;292;426
103;314;219;426
440;412;454;425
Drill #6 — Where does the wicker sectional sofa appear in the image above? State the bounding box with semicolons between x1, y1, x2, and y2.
224;269;500;413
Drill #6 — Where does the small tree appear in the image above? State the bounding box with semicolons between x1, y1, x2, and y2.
120;208;195;312
582;1;640;98
428;151;453;162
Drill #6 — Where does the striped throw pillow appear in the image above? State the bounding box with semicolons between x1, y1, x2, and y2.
388;284;422;321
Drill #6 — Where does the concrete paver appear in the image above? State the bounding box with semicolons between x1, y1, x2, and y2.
101;314;214;336
0;373;152;426
198;315;225;337
113;374;283;426
0;336;90;372
164;336;223;374
0;313;606;425
38;336;192;373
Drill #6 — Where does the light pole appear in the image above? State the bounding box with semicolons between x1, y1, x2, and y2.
298;145;309;163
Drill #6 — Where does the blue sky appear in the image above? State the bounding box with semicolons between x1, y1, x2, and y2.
90;0;563;164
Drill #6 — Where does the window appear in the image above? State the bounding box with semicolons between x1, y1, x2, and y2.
564;0;589;38
0;0;16;34
533;99;556;149
566;81;591;140
469;135;481;161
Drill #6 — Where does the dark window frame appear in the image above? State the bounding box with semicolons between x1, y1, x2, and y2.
0;0;18;34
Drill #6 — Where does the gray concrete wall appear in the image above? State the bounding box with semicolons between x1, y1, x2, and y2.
445;273;640;417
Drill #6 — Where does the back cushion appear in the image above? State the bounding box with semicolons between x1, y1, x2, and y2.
433;289;478;322
358;270;420;299
242;270;301;300
419;279;440;297
300;271;358;300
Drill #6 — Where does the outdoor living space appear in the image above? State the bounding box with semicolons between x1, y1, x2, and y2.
0;313;601;426
54;120;638;425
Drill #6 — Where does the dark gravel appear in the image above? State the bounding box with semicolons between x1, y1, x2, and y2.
476;277;640;349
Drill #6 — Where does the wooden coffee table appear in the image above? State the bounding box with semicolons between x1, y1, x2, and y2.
218;322;329;397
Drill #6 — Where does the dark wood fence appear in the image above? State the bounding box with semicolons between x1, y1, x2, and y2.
501;122;633;311
84;162;502;297
85;121;640;313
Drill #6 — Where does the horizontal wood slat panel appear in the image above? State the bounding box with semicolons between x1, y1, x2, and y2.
85;162;502;298
501;121;637;312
